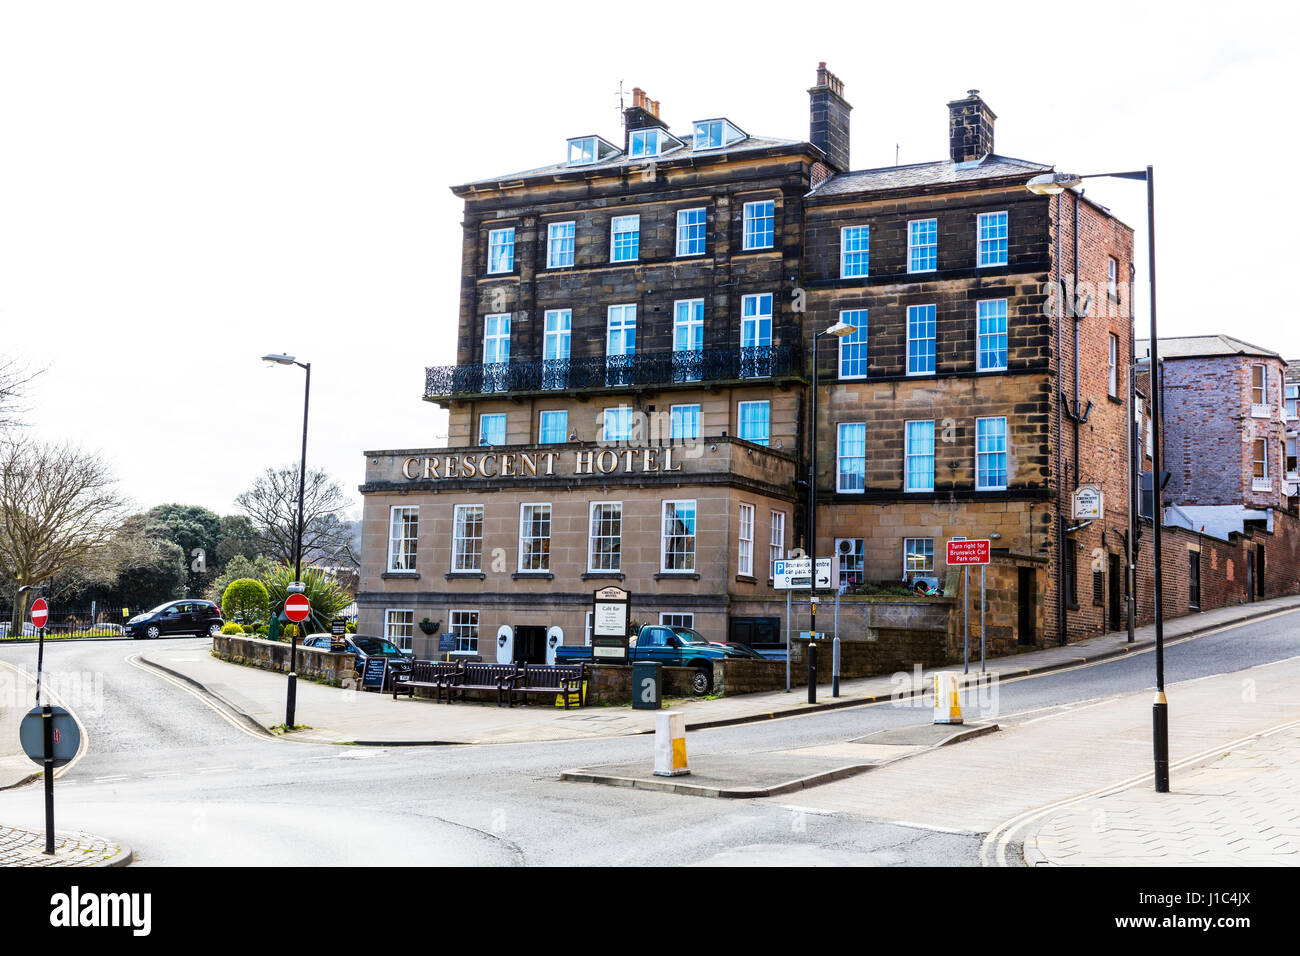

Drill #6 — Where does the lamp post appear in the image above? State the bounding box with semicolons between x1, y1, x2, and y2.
807;320;857;562
261;352;311;729
1027;167;1168;793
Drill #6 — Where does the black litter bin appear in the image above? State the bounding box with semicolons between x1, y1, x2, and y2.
632;661;662;710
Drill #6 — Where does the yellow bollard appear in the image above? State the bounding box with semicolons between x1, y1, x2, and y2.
932;672;963;725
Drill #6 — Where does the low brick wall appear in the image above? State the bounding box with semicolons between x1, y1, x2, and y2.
789;630;950;681
212;634;356;687
712;659;787;695
584;664;698;704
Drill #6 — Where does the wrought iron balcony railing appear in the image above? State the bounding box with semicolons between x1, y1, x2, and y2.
424;345;805;400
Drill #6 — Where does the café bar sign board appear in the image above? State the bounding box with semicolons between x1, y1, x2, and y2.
1072;484;1104;520
402;447;685;481
591;585;630;664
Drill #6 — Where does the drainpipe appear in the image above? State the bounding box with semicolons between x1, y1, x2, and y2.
1055;193;1067;646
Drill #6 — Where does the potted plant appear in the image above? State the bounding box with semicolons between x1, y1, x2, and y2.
419;617;437;635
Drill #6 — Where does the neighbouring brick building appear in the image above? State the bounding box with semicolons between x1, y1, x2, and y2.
356;66;1142;661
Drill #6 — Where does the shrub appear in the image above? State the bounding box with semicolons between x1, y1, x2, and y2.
220;621;244;635
222;578;270;629
345;619;357;634
281;623;299;640
255;624;269;637
263;565;353;635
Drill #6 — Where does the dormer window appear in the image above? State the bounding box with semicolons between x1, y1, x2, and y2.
692;118;746;151
629;128;661;157
567;135;620;166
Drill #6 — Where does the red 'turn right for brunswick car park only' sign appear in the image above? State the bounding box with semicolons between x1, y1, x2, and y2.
946;539;991;565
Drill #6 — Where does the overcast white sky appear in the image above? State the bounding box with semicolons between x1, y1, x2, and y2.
1;1;1293;516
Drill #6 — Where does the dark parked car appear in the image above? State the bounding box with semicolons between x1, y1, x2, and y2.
126;600;224;639
302;634;413;680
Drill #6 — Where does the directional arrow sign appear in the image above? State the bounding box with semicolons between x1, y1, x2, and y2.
29;598;48;630
284;593;311;624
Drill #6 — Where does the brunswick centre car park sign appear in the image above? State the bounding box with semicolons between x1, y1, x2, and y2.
773;558;813;590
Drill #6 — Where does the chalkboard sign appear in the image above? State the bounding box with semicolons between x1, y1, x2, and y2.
361;657;388;692
438;632;458;653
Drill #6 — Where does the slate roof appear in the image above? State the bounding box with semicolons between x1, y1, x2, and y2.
808;153;1051;198
1135;335;1283;361
455;134;806;191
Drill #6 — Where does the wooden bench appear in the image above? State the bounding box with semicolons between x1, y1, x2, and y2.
509;663;585;709
393;660;461;702
454;663;517;707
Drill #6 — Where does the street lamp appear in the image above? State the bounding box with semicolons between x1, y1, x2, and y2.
262;351;312;729
1026;166;1169;793
807;321;857;561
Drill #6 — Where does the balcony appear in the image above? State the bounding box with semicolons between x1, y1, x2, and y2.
1252;476;1273;492
424;345;805;402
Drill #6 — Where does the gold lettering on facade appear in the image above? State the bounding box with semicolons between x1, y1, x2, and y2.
403;457;420;480
521;453;537;476
643;448;659;472
663;447;681;471
596;450;619;474
462;455;477;478
542;452;557;475
623;449;634;471
444;456;457;477
479;453;498;477
501;454;516;477
423;457;439;479
575;450;594;474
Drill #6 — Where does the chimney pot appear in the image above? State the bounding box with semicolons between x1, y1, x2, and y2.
808;62;851;172
947;90;996;164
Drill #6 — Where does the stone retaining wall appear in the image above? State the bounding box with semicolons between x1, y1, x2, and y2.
212;634;356;687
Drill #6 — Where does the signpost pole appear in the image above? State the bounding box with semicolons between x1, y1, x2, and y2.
832;589;840;698
785;590;791;693
980;564;986;675
42;693;54;854
963;566;969;675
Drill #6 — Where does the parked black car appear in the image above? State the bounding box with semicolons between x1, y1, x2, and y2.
302;634;413;680
126;600;224;639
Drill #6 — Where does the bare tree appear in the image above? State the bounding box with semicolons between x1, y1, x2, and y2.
234;465;355;569
0;440;130;631
0;357;42;437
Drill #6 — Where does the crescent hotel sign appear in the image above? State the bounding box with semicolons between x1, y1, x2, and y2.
401;446;685;481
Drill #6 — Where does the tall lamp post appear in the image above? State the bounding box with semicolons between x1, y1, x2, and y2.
807;321;857;560
1027;167;1168;793
261;352;311;729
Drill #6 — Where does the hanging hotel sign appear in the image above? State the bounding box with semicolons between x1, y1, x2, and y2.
401;447;684;481
1072;484;1104;520
591;585;630;664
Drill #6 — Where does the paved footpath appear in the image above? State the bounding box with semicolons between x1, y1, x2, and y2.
0;824;132;867
133;594;1300;745
1025;722;1300;866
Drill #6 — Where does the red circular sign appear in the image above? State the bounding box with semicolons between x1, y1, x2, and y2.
284;593;311;624
30;598;48;629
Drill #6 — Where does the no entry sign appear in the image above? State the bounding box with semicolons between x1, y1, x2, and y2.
946;539;991;565
30;598;48;630
284;593;311;624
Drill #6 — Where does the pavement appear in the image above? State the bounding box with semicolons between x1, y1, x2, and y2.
134;593;1300;746
0;824;132;867
1023;721;1300;866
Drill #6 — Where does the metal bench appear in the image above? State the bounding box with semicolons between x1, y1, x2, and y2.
454;663;517;707
393;660;461;702
509;663;585;709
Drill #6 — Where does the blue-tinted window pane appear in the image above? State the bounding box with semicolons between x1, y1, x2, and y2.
977;212;1008;267
838;311;869;378
908;219;938;272
841;226;870;278
977;299;1008;371
837;423;866;493
539;410;567;444
907;305;936;375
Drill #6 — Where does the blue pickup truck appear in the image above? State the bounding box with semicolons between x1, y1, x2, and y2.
555;624;760;694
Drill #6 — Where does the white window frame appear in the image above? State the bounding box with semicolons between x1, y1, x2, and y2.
1108;333;1119;397
602;405;634;443
670;403;700;441
449;609;479;653
546;221;575;269
737;502;755;577
838;310;869;379
629;127;661;158
606;303;637;385
478;413;506;447
837;422;866;494
976;211;1008;268
588;501;623;572
769;511;786;578
487;227;515;274
483;312;511;366
676;207;707;257
385;609;415;652
975;417;1009;491
386;505;419;573
1286;436;1298;477
517;502;552;573
837;538;865;588
1251;365;1269;417
906;304;937;376
610;215;640;263
840;225;870;278
1107;257;1119;299
451;504;485;572
904;420;935;493
659;612;695;629
660;499;698;573
737;400;770;446
539;409;568;445
902;538;935;583
976;299;1008;373
907;218;938;273
742;200;775;251
1285;383;1298;420
673;299;703;382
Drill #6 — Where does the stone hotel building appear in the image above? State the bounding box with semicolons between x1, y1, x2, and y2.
356;66;1136;658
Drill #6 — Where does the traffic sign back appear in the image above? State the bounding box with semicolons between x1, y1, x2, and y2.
19;707;81;767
